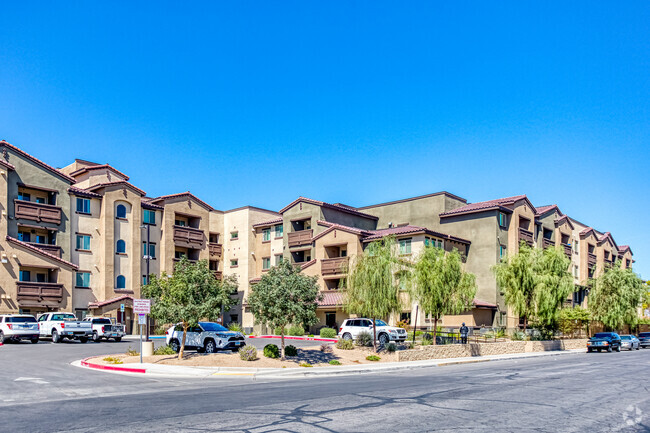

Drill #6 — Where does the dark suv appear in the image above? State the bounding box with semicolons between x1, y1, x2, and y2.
638;332;650;349
587;332;622;353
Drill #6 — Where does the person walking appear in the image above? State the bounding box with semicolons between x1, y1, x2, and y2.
460;322;469;344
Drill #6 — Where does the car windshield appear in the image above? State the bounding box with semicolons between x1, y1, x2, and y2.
199;322;228;332
593;333;612;338
52;314;77;321
639;333;650;338
620;336;631;340
373;319;388;327
7;316;36;323
93;318;112;324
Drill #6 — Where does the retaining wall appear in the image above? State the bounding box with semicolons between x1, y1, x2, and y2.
397;339;587;362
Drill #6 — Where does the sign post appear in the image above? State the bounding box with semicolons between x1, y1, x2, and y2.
133;299;151;364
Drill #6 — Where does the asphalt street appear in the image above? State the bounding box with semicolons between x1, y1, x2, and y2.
1;339;649;432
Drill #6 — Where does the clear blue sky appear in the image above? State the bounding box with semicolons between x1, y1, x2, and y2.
1;2;648;278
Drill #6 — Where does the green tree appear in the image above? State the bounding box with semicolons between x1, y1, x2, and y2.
557;306;591;337
142;258;237;359
344;236;405;352
588;264;646;331
493;242;537;331
533;246;575;336
410;245;476;344
247;260;321;360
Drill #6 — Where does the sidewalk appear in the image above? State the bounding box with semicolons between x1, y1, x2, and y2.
73;348;585;379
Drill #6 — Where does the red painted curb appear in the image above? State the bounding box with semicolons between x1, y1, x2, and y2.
247;335;338;343
80;356;146;374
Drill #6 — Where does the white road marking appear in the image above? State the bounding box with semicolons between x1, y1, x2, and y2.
14;377;49;384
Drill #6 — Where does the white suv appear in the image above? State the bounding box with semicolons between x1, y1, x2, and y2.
338;318;407;345
0;314;40;344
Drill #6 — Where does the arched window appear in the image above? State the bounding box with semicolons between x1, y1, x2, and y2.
116;275;126;289
116;204;127;219
116;239;126;253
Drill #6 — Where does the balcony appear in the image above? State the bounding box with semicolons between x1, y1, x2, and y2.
173;226;205;249
321;257;349;276
28;243;62;258
542;238;555;249
208;242;222;257
16;282;63;306
288;229;313;248
213;271;223;280
518;227;534;247
14;200;62;225
588;253;597;267
562;243;572;258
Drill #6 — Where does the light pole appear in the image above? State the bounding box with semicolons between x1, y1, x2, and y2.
140;224;151;341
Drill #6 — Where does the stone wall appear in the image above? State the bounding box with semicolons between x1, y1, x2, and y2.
397;339;588;362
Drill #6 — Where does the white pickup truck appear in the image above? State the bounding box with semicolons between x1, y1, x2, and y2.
37;312;93;343
82;316;125;342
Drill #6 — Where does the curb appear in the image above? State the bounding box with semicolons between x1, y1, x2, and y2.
80;356;146;374
247;335;338;342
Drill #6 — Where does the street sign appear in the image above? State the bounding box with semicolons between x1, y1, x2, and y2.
133;299;151;314
138;314;146;325
120;304;125;312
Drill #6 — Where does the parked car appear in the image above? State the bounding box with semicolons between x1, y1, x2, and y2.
620;335;640;351
338;318;407;345
638;332;650;349
37;312;93;343
82;316;125;342
0;315;39;344
587;332;622;352
166;322;246;353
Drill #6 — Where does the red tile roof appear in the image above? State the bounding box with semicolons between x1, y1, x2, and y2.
68;186;103;199
6;236;78;269
141;201;164;210
618;245;632;255
318;291;344;307
0;158;15;170
440;195;533;218
579;227;596;237
89;294;133;308
553;215;574;230
362;225;471;245
278;197;378;220
312;221;372;242
69;164;130;181
535;204;562;217
86;181;146;197
147;192;214;211
0;140;75;183
473;298;497;309
252;217;283;228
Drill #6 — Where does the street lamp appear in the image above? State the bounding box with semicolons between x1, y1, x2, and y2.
140;224;151;341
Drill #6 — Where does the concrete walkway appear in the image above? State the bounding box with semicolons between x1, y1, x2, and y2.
73;348;585;379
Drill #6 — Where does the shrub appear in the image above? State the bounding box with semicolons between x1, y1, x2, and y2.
511;331;526;341
263;344;280;358
420;338;432;346
320;343;333;353
239;345;258;361
329;360;341;365
308;334;314;337
285;345;298;357
355;331;373;347
228;323;243;333
396;320;410;331
288;325;305;336
320;327;337;338
422;332;433;341
385;342;397;353
366;355;381;361
103;356;123;365
125;347;138;356
336;339;354;350
154;325;168;335
299;362;313;367
404;342;414;349
273;326;286;336
153;345;176;355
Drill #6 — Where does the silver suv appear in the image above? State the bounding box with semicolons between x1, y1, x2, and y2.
0;314;39;344
338;318;407;345
166;322;246;353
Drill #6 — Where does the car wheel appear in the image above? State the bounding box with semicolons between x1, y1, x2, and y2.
170;339;180;353
31;338;39;344
114;337;122;342
342;333;352;341
52;329;60;343
92;331;100;342
79;337;88;344
378;333;389;345
587;348;592;353
0;330;5;344
607;346;612;352
615;346;620;352
204;339;217;354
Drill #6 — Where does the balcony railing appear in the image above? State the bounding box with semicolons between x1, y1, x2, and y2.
562;243;572;258
16;282;63;306
208;242;222;257
173;225;205;249
321;256;349;276
28;243;62;258
518;228;534;247
588;253;597;266
288;229;313;248
14;200;62;225
542;238;555;249
213;270;222;280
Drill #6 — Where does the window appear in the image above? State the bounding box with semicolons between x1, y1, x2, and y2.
142;275;147;285
36;273;47;283
116;204;127;219
76;198;90;214
498;212;507;228
175;251;186;259
574;240;579;253
341;249;347;257
499;245;506;259
274;224;283;238
18;231;31;242
143;209;156;225
116;239;126;254
573;265;579;278
35;197;46;204
229;314;239;324
76;234;91;251
399;239;412;255
35;235;46;244
175;219;186;227
142;242;156;259
116;275;126;289
275;254;283;265
230;231;239;240
230;259;238;267
18;192;31;201
262;257;271;270
437;239;444;249
19;270;30;282
76;272;90;288
262;228;271;242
